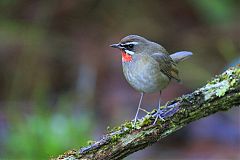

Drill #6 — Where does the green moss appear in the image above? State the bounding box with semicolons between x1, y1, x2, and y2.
215;80;230;97
107;120;134;134
124;121;134;130
62;155;77;160
236;66;240;75
202;66;240;101
131;115;150;129
111;134;121;142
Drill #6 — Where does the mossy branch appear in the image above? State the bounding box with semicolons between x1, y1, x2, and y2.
53;65;240;160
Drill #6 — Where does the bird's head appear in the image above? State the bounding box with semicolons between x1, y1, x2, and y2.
110;35;150;62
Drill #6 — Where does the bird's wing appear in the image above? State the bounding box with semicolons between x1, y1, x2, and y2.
151;53;180;82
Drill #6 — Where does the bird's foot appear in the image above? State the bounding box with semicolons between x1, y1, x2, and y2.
152;108;165;125
152;102;180;125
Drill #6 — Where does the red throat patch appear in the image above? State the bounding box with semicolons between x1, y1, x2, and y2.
121;51;132;62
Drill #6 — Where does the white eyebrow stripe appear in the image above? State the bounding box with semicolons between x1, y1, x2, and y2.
125;50;135;55
124;42;139;45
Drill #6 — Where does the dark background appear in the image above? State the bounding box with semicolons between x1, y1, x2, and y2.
0;0;239;159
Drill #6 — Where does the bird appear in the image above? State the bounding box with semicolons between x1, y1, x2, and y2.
110;35;192;126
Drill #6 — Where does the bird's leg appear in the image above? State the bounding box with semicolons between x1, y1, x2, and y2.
133;92;144;127
153;91;165;125
139;107;150;114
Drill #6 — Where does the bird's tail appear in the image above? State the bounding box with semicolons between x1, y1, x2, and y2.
170;51;193;63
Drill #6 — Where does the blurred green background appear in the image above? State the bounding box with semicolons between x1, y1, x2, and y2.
0;0;239;159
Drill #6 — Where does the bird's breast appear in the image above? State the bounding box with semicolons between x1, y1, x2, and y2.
121;51;132;62
122;55;169;93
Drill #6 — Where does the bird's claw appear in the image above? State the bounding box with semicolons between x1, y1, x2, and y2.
152;109;165;125
152;102;180;125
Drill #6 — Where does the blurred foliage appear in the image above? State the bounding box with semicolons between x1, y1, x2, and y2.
0;0;239;159
1;93;93;159
191;0;238;24
5;112;92;159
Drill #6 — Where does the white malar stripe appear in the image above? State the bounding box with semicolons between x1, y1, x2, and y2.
124;42;139;45
125;50;135;55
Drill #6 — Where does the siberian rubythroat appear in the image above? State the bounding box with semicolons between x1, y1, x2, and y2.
110;35;192;126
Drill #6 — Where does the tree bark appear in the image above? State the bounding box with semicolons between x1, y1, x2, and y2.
53;65;240;160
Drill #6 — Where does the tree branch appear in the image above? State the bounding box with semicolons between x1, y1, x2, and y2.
53;65;240;160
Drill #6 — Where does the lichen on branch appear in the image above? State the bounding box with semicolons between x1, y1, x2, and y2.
54;65;240;160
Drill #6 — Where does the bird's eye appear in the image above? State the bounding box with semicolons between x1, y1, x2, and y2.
128;44;134;49
125;44;134;50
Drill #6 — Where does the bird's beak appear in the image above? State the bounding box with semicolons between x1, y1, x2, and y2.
110;43;124;49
